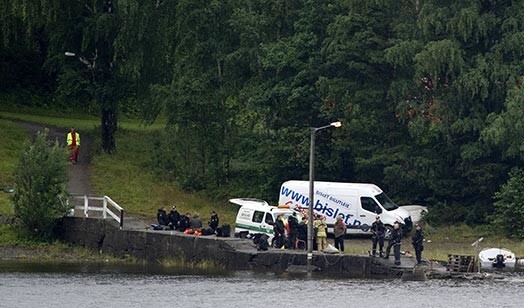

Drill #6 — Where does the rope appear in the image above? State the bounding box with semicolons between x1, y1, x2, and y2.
319;252;344;267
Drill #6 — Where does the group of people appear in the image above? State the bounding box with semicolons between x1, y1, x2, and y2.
273;212;306;249
155;205;220;236
272;213;346;253
272;212;425;264
371;215;425;265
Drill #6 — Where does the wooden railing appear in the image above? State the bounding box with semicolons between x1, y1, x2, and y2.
69;195;124;229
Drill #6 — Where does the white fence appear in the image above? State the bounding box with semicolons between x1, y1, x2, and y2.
69;195;125;229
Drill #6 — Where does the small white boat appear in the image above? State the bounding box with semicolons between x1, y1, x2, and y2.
478;248;516;269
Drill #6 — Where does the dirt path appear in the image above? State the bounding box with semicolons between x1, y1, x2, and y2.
16;121;93;196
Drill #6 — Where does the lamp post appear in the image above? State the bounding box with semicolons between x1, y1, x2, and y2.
307;121;342;272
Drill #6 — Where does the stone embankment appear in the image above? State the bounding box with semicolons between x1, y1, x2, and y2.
57;216;414;278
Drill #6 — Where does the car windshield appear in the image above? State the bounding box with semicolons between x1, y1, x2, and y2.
375;192;399;211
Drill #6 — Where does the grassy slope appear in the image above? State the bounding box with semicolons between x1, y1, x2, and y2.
0;119;26;215
92;129;238;225
0;110;239;226
0;110;522;261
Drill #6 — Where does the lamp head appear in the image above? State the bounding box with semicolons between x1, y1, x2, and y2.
64;52;76;57
330;121;342;128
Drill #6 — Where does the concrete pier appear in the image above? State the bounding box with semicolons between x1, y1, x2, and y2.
56;217;418;278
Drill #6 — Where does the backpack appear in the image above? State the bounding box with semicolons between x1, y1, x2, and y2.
150;224;164;231
201;227;215;236
217;224;231;237
253;233;269;251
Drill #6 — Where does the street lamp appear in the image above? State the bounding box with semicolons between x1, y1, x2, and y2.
307;121;342;272
65;51;95;68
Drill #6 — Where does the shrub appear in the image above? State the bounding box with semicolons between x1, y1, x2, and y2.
12;129;71;238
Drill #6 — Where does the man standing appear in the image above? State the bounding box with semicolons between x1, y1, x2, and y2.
273;214;285;248
287;212;299;249
314;215;328;252
333;216;347;253
371;215;386;257
411;224;424;264
67;127;80;163
384;221;402;266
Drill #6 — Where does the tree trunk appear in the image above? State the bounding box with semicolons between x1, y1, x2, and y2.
101;105;117;153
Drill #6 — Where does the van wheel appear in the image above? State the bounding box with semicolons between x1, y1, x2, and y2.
384;225;393;240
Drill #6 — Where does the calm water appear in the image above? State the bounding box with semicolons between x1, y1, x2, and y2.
1;262;523;308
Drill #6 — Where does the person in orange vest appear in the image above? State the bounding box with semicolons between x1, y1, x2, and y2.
67;127;81;163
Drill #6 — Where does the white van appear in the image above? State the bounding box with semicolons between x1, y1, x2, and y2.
230;198;300;243
278;180;412;235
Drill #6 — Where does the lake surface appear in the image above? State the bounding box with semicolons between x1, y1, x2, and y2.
1;262;523;308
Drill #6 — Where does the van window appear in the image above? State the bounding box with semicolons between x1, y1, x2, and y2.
361;197;380;213
265;213;274;224
252;211;264;223
375;192;399;211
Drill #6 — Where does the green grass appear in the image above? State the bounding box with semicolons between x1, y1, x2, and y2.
0;119;26;215
0;110;165;131
90;129;238;225
336;224;524;261
0;110;236;226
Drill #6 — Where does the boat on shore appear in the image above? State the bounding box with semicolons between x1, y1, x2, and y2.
478;248;516;269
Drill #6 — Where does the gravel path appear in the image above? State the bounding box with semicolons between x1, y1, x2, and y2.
16;121;93;195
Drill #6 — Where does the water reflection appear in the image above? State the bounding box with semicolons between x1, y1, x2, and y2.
1;261;524;308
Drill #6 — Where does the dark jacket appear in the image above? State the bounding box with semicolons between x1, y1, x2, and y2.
209;214;219;230
288;215;299;235
274;219;285;236
178;215;190;231
168;209;180;227
371;220;386;238
390;227;402;244
412;229;424;250
157;209;169;226
297;221;307;241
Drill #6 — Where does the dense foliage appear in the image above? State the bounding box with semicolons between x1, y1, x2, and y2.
3;0;524;231
12;130;70;237
493;168;524;238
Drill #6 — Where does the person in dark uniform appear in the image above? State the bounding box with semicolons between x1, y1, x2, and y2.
168;205;180;230
287;212;299;249
411;224;424;264
384;221;402;265
273;214;285;248
297;216;308;250
157;207;169;227
178;212;190;232
208;211;220;231
371;215;385;257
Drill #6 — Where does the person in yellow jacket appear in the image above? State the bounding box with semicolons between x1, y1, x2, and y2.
314;214;328;251
67;127;80;163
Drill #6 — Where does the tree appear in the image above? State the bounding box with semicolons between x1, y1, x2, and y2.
1;0;175;153
12;130;71;238
492;168;524;238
